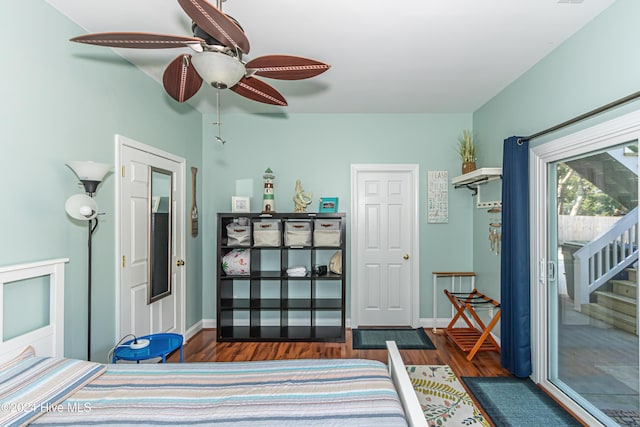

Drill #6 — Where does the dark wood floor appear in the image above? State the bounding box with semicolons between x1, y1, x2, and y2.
166;328;511;378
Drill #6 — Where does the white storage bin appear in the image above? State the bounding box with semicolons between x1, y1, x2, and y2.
284;221;312;247
226;223;251;246
253;220;281;247
221;249;250;276
313;219;341;247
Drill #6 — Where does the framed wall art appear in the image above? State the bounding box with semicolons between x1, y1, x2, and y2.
232;196;250;213
319;197;339;213
427;171;448;223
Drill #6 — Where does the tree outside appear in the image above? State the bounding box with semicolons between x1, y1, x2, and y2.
557;162;627;217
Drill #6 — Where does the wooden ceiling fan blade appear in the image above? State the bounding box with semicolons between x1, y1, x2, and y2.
163;54;203;102
245;55;331;80
230;77;287;106
70;32;204;50
177;0;250;54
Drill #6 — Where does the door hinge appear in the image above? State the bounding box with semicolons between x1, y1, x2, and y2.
121;165;125;177
122;255;126;268
539;258;545;285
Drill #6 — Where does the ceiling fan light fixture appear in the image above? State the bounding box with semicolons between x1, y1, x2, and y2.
190;51;245;89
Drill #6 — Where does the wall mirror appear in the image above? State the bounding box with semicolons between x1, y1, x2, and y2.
148;167;172;304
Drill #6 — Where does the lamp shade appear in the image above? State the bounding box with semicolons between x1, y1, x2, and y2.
66;161;112;182
65;194;97;220
67;161;112;194
190;52;245;89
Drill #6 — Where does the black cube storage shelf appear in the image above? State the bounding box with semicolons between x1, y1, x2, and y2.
216;212;346;342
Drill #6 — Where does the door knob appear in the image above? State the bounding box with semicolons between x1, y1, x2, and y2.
403;254;409;260
176;260;185;267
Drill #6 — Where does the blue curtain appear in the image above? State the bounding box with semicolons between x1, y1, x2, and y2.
500;136;531;378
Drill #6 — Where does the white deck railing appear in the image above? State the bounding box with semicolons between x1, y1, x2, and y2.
573;207;638;311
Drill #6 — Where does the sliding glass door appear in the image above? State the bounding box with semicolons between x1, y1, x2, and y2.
532;111;640;426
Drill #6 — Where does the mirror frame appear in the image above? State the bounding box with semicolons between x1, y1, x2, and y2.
148;166;173;304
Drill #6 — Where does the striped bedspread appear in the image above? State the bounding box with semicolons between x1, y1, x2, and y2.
32;358;408;426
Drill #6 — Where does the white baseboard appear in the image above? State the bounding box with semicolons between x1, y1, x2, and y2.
184;321;202;341
419;317;458;330
202;319;216;329
184;319;215;342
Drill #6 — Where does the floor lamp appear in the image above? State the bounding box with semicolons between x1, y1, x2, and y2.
65;161;111;361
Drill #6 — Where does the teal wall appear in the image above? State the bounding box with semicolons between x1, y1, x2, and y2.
472;0;640;317
202;113;474;320
1;0;203;361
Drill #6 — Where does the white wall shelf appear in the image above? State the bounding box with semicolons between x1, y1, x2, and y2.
452;167;502;208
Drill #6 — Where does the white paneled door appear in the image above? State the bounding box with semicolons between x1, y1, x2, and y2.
117;135;185;340
351;164;419;327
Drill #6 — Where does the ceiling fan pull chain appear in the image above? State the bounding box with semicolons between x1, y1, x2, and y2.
214;92;226;144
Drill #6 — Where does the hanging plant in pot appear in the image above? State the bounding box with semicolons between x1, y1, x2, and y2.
457;130;477;174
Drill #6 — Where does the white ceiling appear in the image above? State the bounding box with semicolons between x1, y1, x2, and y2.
45;0;615;114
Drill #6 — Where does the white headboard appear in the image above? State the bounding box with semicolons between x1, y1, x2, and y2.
0;258;68;362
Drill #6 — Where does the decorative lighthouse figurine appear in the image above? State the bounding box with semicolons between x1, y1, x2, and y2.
262;168;275;213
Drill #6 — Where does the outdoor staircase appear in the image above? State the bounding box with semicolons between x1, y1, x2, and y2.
561;144;638;334
581;268;637;334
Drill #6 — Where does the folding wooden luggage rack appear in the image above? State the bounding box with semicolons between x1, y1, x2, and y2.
443;289;501;361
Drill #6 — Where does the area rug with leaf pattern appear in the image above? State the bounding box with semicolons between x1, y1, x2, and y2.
406;365;489;426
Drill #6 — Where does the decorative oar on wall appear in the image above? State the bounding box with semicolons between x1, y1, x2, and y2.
191;167;198;237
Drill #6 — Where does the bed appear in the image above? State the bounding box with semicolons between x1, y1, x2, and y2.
0;259;426;427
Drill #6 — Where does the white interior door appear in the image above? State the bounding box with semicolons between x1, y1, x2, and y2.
351;164;419;327
117;135;185;340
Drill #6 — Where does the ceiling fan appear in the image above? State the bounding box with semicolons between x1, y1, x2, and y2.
69;0;331;107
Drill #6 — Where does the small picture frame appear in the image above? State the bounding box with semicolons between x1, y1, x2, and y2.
319;197;339;213
232;196;250;213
